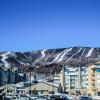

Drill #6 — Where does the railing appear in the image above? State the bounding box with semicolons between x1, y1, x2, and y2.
91;77;95;81
91;81;95;84
91;87;96;91
91;83;95;86
91;72;95;76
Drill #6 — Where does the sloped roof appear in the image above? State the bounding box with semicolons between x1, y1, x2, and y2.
24;81;59;88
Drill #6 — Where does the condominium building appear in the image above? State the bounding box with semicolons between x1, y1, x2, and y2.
87;61;100;96
54;66;88;95
54;61;100;96
65;67;88;95
0;65;27;86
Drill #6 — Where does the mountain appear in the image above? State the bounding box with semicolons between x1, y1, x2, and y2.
0;46;100;74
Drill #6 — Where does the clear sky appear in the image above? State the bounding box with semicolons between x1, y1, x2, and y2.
0;0;100;51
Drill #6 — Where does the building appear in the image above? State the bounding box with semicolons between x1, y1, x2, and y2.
5;81;59;96
54;66;88;95
0;65;18;85
0;65;27;86
54;61;100;96
87;61;100;96
65;67;88;95
23;81;59;95
0;86;5;99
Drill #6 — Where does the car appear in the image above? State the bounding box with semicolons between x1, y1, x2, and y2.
29;95;47;100
4;94;16;100
48;93;71;100
80;96;92;100
29;96;37;100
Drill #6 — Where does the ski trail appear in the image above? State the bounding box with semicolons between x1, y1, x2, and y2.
80;48;86;57
41;50;46;58
57;48;72;62
86;48;94;57
68;48;83;61
52;49;66;63
1;52;11;68
34;49;46;64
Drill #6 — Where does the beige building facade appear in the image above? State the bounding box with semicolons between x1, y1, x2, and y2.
87;61;100;96
54;62;100;96
24;81;59;95
54;66;88;95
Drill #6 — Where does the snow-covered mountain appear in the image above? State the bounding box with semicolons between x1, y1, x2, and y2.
0;46;100;72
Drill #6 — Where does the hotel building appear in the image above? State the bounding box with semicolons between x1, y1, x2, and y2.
54;61;100;96
87;61;100;96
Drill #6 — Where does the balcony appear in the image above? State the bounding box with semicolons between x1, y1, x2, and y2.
91;72;95;76
91;87;96;91
91;67;96;71
91;83;95;86
91;81;95;84
91;77;95;81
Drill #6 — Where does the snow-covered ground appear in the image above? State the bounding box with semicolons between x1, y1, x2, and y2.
86;48;94;57
1;52;11;68
68;48;83;61
52;48;72;63
57;48;72;62
34;49;46;64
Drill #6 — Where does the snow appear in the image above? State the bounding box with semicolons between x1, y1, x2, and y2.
34;50;46;64
29;76;35;82
57;48;72;62
52;50;65;63
52;48;72;63
68;48;83;61
86;48;94;57
1;52;11;68
41;49;46;58
80;48;86;57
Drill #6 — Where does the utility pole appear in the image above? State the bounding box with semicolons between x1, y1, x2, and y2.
29;66;34;96
30;68;32;96
77;66;81;95
62;64;65;93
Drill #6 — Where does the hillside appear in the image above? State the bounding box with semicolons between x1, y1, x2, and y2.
0;46;100;74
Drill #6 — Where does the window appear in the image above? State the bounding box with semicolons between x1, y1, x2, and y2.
66;83;69;85
66;79;69;82
96;69;100;72
54;79;60;81
82;87;87;89
71;84;75;86
97;80;100;83
96;84;100;88
96;75;100;78
70;80;75;83
71;87;74;89
95;64;100;66
85;83;88;86
66;87;69;89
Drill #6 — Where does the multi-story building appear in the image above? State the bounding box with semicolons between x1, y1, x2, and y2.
54;61;100;96
87;61;100;96
54;66;88;95
65;67;88;95
0;65;27;86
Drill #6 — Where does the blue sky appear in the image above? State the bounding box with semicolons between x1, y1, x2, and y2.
0;0;100;51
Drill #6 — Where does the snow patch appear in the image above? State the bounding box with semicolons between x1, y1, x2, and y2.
80;48;86;57
1;52;11;68
34;49;46;64
57;48;72;62
52;50;65;63
86;48;94;57
41;49;46;58
68;48;83;61
51;48;72;63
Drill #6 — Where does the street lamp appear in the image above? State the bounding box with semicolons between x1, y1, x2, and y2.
28;65;38;96
28;66;34;96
